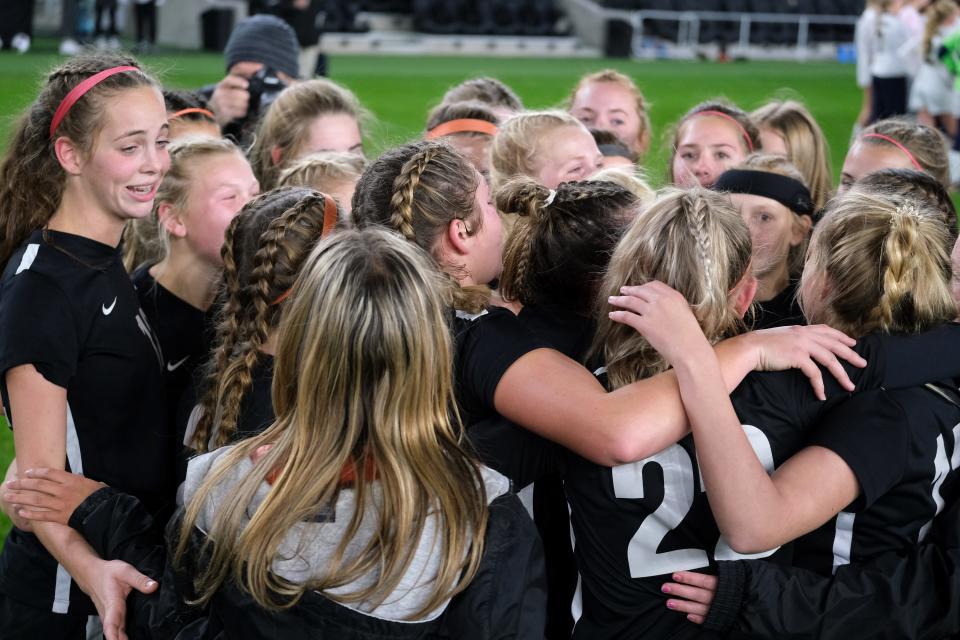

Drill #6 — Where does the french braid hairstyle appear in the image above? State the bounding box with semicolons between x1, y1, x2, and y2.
351;140;491;313
0;53;159;267
802;190;956;336
191;186;342;452
496;176;640;316
592;187;753;389
665;100;760;185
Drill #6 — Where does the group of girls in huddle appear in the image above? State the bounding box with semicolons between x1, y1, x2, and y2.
0;49;958;640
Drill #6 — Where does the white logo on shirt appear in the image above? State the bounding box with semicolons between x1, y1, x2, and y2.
102;297;117;316
166;356;190;372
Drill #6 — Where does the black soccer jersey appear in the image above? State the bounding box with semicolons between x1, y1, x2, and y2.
565;325;960;640
132;265;214;436
450;306;547;427
0;229;174;615
565;367;823;640
751;281;805;330
793;383;960;576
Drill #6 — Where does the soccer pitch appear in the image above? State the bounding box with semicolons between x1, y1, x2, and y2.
0;46;861;537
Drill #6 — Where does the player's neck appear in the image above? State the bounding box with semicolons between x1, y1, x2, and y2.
151;247;218;311
755;265;791;303
48;187;125;248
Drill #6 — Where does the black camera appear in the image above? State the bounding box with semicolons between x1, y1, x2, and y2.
246;66;288;120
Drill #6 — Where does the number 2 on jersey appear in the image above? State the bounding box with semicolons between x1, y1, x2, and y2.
612;426;779;578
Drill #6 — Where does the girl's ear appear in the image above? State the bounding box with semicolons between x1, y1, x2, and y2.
733;271;759;318
791;214;813;246
270;146;283;166
54;137;84;176
446;217;471;257
157;201;187;239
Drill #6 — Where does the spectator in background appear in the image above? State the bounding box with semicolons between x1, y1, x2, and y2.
134;0;162;53
868;0;913;123
0;0;33;53
201;14;300;142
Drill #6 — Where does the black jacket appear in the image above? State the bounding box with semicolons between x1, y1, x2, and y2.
703;497;960;639
69;484;546;640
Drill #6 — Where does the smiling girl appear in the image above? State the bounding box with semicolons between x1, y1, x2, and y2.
668;100;760;189
0;54;173;639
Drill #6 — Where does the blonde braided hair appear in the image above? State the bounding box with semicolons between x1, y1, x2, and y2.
592;187;752;389
803;191;956;336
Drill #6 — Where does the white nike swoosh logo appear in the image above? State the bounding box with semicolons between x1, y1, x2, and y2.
166;356;190;372
102;297;117;315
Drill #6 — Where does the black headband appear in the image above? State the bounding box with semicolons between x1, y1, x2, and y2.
713;169;814;216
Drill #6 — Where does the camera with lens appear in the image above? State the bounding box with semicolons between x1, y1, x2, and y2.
224;66;289;144
246;66;287;120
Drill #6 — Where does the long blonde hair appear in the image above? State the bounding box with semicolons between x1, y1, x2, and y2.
192;187;340;452
248;78;364;191
592;188;752;389
123;136;245;272
801;191;956;336
751;100;833;211
178;228;488;615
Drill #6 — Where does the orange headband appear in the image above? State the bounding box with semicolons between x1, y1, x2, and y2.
686;109;755;153
425;118;499;140
861;133;924;171
50;66;141;139
170;107;216;121
271;193;339;306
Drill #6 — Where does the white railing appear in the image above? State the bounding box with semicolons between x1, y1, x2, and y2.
629;9;858;57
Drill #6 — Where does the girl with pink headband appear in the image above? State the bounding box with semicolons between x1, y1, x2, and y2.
0;53;173;639
668;100;760;189
839;118;950;192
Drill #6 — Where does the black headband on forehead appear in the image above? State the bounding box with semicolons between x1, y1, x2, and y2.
713;169;815;216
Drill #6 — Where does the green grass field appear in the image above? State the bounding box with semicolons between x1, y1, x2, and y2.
0;41;862;539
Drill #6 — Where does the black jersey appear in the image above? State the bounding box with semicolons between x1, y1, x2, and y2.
565;326;960;640
793;383;960;576
451;306;546;427
132;265;214;435
752;281;805;329
0;229;174;615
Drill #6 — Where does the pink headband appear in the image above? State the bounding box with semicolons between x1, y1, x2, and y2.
687;109;755;153
49;66;140;140
861;133;924;171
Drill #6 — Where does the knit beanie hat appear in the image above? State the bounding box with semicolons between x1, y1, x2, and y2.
224;14;300;79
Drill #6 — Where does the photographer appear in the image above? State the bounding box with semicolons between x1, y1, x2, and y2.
200;14;301;143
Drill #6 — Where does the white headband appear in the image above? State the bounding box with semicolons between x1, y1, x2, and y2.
543;189;557;207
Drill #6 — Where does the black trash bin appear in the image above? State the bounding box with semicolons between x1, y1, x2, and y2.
201;7;235;52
